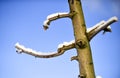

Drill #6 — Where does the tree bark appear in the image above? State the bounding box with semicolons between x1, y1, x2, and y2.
68;0;95;78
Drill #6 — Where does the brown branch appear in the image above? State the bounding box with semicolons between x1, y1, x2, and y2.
43;12;70;30
15;41;75;58
87;16;118;40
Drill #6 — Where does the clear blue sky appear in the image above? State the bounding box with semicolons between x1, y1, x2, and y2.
0;0;120;78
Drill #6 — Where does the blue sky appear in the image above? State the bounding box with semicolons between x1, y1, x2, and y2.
0;0;120;78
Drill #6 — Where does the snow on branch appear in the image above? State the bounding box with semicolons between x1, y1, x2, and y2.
58;40;75;48
15;16;118;58
87;16;118;41
43;12;70;30
15;40;75;58
87;20;105;33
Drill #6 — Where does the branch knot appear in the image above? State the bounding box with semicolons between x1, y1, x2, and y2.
76;39;87;49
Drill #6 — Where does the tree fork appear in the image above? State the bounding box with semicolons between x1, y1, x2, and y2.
68;0;95;78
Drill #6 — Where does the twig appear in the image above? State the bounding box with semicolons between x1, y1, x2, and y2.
87;16;118;40
87;20;105;33
43;12;70;30
15;40;75;58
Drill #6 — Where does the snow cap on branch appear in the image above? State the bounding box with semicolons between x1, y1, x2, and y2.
15;42;56;55
15;41;75;58
58;40;75;48
43;12;69;30
47;12;69;20
87;20;105;33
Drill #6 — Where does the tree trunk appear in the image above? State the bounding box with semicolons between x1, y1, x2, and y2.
68;0;95;78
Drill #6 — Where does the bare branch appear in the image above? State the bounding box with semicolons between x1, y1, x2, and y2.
43;12;70;30
87;16;118;41
71;56;78;61
15;41;75;58
87;20;105;33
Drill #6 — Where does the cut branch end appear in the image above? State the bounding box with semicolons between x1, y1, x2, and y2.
43;25;49;30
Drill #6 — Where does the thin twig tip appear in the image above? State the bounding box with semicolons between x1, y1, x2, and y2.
43;26;49;30
15;42;19;47
112;16;118;21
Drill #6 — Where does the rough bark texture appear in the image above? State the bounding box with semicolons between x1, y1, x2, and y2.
68;0;95;78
